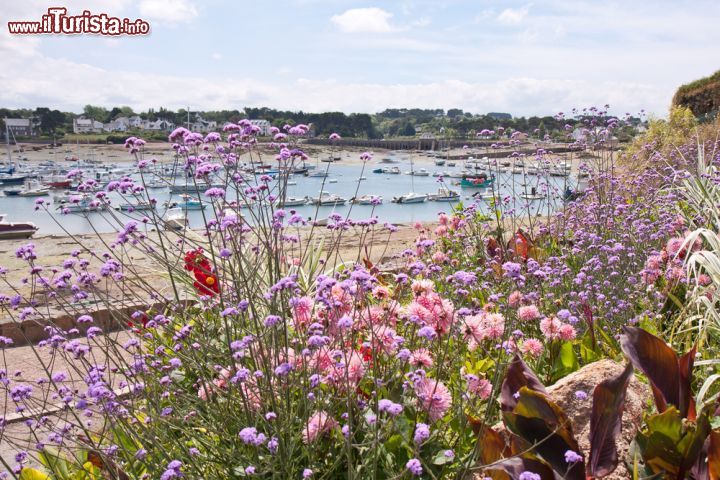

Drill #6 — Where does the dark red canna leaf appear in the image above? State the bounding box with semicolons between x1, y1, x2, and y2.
587;363;633;478
679;345;697;421
500;353;547;412
709;430;720;480
620;326;680;414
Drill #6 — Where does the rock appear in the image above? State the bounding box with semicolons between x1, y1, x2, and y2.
545;359;650;480
471;359;649;480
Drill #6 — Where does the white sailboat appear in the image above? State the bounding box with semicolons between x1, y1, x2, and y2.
393;157;427;204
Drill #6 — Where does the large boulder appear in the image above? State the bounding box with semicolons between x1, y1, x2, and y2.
472;359;650;479
546;359;650;479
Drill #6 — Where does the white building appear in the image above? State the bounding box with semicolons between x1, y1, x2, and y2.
128;116;144;129
73;117;103;134
144;119;175;132
249;119;272;136
190;114;217;132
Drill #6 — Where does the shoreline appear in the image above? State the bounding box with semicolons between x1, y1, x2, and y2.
6;139;595;169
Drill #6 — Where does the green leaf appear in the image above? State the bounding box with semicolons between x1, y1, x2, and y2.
551;341;579;382
19;469;51;480
38;447;72;479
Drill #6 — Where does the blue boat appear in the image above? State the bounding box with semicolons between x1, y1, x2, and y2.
459;174;495;189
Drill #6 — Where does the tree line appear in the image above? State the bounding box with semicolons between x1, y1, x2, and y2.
0;105;643;140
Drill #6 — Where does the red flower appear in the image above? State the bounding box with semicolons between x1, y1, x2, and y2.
184;248;219;296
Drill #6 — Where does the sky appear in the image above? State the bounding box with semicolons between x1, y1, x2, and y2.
1;0;719;117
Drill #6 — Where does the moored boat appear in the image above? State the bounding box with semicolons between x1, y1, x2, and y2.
353;194;383;205
430;187;460;202
311;193;347;206
118;202;155;212
392;192;428;204
459;174;496;189
277;196;308;207
0;214;38;239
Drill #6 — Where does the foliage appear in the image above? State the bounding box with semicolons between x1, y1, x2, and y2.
1;108;720;479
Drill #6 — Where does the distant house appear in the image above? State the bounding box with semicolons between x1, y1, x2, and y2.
3;118;34;137
420;132;436;140
249;119;272;136
128;116;144;129
73;117;103;134
190;114;217;133
144;119;175;132
105;116;130;132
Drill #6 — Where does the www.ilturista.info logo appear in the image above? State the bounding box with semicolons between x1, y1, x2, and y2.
7;8;150;35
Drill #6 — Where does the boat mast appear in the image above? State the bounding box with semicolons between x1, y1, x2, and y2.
4;119;11;164
410;156;416;193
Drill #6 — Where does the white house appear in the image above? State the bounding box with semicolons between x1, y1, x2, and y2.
249;119;272;136
144;119;175;132
73;117;103;134
128;116;144;129
105;116;130;132
190;114;217;133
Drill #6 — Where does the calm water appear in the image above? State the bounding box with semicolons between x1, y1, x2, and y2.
0;158;580;236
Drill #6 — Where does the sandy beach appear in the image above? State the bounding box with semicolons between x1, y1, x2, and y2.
6;139;594;171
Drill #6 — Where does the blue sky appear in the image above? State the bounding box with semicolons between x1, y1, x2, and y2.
1;0;719;116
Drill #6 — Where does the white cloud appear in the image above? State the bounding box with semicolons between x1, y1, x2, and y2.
410;17;431;28
497;5;531;25
331;7;394;33
138;0;198;24
211;52;223;60
474;9;494;23
0;44;673;116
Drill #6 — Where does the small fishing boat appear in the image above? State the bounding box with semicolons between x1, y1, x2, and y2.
430;187;460;202
328;179;338;184
447;162;456;167
392;192;428;204
118;202;155;212
382;166;401;174
312;193;347;206
459;174;496;189
307;170;328;178
168;195;207;211
17;180;50;197
4;187;22;197
353;195;383;205
520;188;546;201
44;175;72;189
435;159;446;166
411;168;430;177
277;196;307;207
372;168;384;174
57;195;107;213
144;180;168;189
169;183;224;194
0;214;38;239
164;208;187;230
0;174;28;185
472;190;496;201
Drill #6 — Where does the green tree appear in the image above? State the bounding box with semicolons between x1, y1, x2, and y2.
401;123;416;136
34;107;66;134
83;104;109;122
